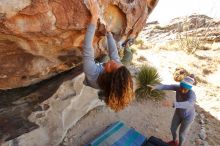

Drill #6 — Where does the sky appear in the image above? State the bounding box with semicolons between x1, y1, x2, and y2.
148;0;220;24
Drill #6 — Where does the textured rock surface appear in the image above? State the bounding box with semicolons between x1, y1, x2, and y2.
0;66;82;143
0;0;158;89
2;73;104;146
142;14;220;44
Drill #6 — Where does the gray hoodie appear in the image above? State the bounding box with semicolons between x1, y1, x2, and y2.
83;24;121;89
156;84;196;121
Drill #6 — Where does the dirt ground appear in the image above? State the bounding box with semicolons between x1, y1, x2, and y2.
60;93;220;146
60;91;201;146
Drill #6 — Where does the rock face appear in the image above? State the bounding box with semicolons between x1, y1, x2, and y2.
2;73;104;146
0;66;82;143
0;0;158;89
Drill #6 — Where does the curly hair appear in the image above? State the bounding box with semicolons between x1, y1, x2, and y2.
97;66;134;112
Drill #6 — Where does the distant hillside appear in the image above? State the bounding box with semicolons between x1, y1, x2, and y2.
144;14;220;45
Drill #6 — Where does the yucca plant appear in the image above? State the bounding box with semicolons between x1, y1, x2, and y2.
135;65;164;100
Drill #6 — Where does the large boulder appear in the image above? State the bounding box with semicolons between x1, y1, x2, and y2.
1;73;104;146
0;0;158;89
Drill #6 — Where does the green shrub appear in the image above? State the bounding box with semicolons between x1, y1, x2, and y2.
135;65;164;100
130;48;137;54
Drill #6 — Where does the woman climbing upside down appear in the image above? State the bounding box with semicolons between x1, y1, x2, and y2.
83;0;134;112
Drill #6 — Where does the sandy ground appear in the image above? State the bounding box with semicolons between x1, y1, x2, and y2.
60;95;200;146
60;99;220;146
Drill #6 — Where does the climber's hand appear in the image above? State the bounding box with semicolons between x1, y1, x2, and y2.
106;25;111;32
87;0;100;21
123;38;134;48
130;31;136;39
106;16;113;32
